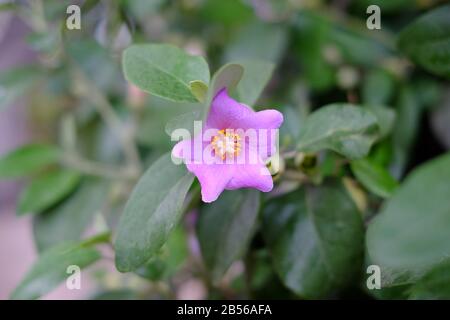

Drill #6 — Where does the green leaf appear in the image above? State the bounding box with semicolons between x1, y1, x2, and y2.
197;190;260;282
10;241;101;300
0;144;60;179
135;226;188;281
367;153;450;287
33;179;108;252
233;59;275;107
390;86;424;178
362;69;395;105
0;65;40;109
200;0;252;27
114;153;194;272
165;109;201;138
365;105;396;139
189;80;208;103
66;39;119;91
293;12;335;91
398;5;450;78
123;44;210;102
297;104;379;159
262;180;364;298
224;21;287;63
350;159;398;198
136;96;199;149
18;170;81;215
203;63;244;120
409;259;450;299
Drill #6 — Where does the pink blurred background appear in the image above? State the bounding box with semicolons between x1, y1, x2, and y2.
0;12;93;300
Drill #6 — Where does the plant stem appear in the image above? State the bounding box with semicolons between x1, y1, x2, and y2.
62;154;136;180
72;67;142;176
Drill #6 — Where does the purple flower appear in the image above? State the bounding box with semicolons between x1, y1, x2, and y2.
172;88;283;203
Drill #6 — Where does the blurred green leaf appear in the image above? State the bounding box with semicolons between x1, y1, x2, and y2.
367;152;450;286
362;69;395;105
123;44;210;102
224;21;287;63
0;65;41;110
390;86;424;178
10;241;101;300
114;153;194;272
329;24;391;67
165;109;201;138
409;259;450;299
197;190;260;283
18;170;81;215
135;226;188;281
398;4;450;78
297;104;379;159
351;158;398;198
293;12;335;91
262;180;364;298
365;105;396;139
233;59;275;107
33;179;108;252
66;39;119;92
0;144;60;179
431;90;450;150
200;0;253;27
137;97;199;149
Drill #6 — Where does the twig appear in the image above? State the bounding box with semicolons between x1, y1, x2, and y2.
72;67;142;176
62;154;136;180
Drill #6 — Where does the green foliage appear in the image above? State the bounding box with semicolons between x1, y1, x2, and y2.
123;44;210;102
10;240;102;300
135;226;188;281
367;153;450;286
114;154;194;272
0;144;60;178
297;104;380;159
197;190;260;283
33;179;108;252
18;170;81;215
224;21;288;63
351;159;398;198
0;65;41;110
409;259;450;299
262;180;364;298
233;60;275;107
398;5;450;78
4;0;450;300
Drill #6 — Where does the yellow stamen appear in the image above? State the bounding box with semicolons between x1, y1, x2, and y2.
211;129;241;160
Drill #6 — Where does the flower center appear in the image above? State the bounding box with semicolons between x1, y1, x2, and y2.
211;129;241;159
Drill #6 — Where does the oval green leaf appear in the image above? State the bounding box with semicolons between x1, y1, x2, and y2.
114;153;194;272
398;5;450;78
33;179;108;252
18;170;81;215
10;241;101;300
351;159;398;198
123;44;210;102
0;144;60;179
367;153;450;286
197;189;260;283
262;179;364;298
297;104;379;159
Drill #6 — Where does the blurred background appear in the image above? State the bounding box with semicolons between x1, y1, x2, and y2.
0;0;449;300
